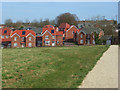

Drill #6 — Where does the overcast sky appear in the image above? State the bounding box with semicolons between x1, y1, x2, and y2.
2;2;118;24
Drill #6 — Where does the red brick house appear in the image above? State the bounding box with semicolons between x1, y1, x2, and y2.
11;30;36;48
42;25;63;47
65;25;80;41
77;27;95;45
0;27;12;48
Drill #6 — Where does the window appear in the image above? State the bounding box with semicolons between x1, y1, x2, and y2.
14;43;17;47
22;31;26;35
88;35;90;38
28;43;32;47
4;30;7;34
80;40;83;44
52;36;55;39
6;35;9;38
22;37;25;41
72;31;74;34
88;40;90;44
14;37;17;41
38;41;42;44
57;41;59;44
50;26;52;28
81;34;83;38
45;36;49;39
51;30;54;33
45;41;50;45
29;37;32;41
93;35;94;38
52;41;55;43
93;40;95;44
2;35;4;38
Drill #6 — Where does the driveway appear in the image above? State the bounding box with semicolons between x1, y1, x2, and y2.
79;45;118;88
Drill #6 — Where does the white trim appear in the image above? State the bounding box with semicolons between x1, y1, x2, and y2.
78;30;86;35
42;30;53;36
11;33;20;37
66;25;79;32
26;33;35;38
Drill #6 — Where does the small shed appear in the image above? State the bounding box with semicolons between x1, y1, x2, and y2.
101;35;112;45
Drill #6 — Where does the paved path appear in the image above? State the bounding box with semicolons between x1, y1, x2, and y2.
79;45;118;88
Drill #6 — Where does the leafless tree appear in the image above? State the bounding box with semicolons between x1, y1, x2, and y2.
55;12;79;26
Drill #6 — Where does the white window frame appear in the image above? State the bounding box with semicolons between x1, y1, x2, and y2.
28;43;32;47
14;37;17;41
80;40;83;44
45;41;50;45
6;35;9;38
57;41;59;44
22;37;25;41
81;34;83;38
14;43;17;47
29;37;32;41
2;35;4;38
45;36;49;39
93;40;95;44
52;36;55;39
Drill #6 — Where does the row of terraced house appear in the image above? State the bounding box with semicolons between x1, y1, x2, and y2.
0;23;104;48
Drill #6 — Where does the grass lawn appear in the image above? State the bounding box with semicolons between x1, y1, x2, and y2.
2;45;109;88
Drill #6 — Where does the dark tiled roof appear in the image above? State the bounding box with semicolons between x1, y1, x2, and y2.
81;26;102;34
24;27;42;34
101;35;112;40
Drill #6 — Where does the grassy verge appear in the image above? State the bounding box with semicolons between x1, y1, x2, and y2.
2;45;109;88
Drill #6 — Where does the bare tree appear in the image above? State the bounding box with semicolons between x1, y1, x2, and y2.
31;19;39;27
55;12;79;26
4;19;13;27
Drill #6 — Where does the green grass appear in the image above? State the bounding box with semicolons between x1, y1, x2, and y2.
2;45;109;88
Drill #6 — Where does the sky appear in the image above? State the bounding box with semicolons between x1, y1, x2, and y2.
118;1;120;23
2;2;118;24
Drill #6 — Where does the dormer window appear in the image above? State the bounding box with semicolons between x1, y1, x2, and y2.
22;31;26;35
50;26;52;28
4;30;7;34
51;30;54;33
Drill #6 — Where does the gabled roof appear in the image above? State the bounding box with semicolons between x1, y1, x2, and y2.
59;23;70;29
42;25;63;36
66;25;80;33
11;30;36;37
42;25;55;34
